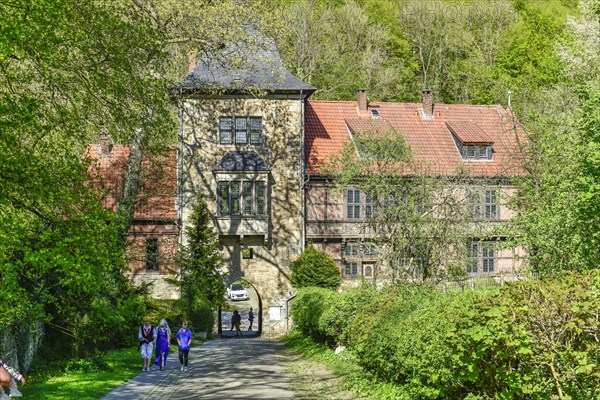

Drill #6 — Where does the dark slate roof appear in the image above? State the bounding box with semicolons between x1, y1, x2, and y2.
213;151;270;172
173;38;315;95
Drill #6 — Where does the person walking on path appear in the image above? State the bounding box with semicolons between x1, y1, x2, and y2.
231;310;242;337
247;308;254;331
0;359;25;398
138;317;156;372
176;321;193;371
154;319;171;371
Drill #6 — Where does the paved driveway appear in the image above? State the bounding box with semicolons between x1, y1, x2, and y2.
101;338;295;399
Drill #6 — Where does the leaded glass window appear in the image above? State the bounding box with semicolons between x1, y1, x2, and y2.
242;181;253;215
219;117;233;144
230;181;241;215
250;117;262;144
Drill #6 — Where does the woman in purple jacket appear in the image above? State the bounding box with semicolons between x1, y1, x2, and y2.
154;319;171;371
176;321;193;371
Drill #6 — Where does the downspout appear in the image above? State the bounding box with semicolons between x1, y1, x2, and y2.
177;99;184;300
299;90;304;255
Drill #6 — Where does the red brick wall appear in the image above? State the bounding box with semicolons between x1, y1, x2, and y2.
125;221;179;274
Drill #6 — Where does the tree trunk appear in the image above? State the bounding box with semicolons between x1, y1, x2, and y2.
116;128;147;244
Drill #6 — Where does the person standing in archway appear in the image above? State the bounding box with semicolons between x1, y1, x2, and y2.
247;307;254;331
231;310;242;337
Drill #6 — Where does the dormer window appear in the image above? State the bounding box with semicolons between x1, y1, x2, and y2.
463;145;492;160
446;121;493;161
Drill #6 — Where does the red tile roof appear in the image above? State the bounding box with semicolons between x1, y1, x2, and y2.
305;100;527;176
85;145;177;220
446;121;493;145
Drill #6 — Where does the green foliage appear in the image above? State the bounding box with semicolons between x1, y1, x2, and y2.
187;299;215;334
276;0;417;102
450;273;600;399
290;287;336;339
318;284;378;346
349;285;463;398
290;272;600;398
172;195;224;334
290;245;341;289
0;0;281;368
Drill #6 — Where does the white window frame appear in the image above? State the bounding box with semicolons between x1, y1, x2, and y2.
344;261;359;277
468;240;496;274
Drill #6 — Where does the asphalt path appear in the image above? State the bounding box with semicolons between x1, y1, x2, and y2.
101;338;295;400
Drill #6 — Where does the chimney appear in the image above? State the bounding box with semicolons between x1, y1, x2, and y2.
188;52;197;74
99;130;112;157
421;89;434;119
357;89;368;115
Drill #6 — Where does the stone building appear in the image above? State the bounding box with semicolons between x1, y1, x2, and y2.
173;44;315;336
89;44;528;336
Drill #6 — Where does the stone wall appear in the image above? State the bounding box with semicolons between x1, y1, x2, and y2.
180;96;303;336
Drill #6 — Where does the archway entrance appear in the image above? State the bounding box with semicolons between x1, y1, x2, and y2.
218;278;262;338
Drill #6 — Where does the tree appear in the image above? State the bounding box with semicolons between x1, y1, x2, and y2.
0;0;171;366
325;128;473;281
0;0;279;365
503;0;600;273
176;195;226;310
276;0;416;101
291;245;341;289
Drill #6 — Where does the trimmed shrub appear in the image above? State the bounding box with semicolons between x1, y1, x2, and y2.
350;284;475;399
290;245;341;289
450;272;600;399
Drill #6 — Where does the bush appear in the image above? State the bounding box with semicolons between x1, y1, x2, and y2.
290;287;336;340
319;284;378;346
449;272;600;399
350;284;474;399
187;299;214;334
290;272;600;399
290;245;341;289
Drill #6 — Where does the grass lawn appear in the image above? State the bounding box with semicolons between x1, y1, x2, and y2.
22;346;142;400
280;331;404;400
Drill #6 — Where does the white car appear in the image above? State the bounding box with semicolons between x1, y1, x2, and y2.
227;283;249;301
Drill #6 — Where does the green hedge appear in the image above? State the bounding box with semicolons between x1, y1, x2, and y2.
290;272;600;399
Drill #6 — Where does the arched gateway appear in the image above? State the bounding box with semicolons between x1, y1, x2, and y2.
174;42;316;337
